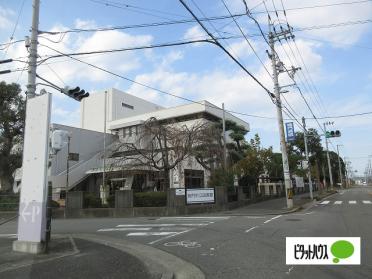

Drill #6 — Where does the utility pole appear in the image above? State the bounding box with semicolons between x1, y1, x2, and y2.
102;91;107;191
302;117;313;199
222;103;227;170
336;144;343;188
65;136;71;218
26;0;40;97
323;123;334;189
13;0;53;254
269;24;293;208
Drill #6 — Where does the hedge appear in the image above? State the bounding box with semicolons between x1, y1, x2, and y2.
0;195;19;211
134;192;167;207
84;193;102;208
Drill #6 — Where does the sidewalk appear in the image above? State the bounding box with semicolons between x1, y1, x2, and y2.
224;190;337;216
0;236;156;279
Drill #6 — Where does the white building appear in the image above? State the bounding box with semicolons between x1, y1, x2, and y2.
42;88;249;201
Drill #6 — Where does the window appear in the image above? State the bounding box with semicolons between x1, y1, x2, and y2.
184;169;204;188
122;102;134;110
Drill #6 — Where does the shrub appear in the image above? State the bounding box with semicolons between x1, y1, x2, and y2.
134;192;167;207
0;195;19;211
84;193;102;208
107;194;115;208
49;200;60;208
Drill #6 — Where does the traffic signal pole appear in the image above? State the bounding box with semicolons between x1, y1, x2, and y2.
336;144;343;188
269;25;293;209
323;123;334;189
302;117;313;200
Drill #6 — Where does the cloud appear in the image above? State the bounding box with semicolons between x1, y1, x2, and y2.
0;6;14;30
182;25;206;46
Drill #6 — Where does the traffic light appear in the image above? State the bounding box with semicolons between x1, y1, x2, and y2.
326;130;341;138
62;86;89;101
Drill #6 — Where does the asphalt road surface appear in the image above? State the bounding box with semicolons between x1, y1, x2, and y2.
1;186;371;279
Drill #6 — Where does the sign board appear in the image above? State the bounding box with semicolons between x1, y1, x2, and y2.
175;188;185;196
68;152;79;161
285;122;296;142
186;188;215;205
17;93;51;243
295;176;305;188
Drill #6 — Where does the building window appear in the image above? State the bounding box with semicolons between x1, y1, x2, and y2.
122;102;134;110
184;169;204;188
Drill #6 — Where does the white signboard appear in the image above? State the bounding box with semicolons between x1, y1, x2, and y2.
175;188;185;196
17;93;51;243
186;188;215;205
295;176;305;188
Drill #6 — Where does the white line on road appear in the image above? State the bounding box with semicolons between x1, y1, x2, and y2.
116;223;208;227
362;200;372;204
158;216;229;220
245;226;258;233
320;200;330;205
148;229;194;245
127;232;177;236
263;215;282;224
334;201;343;205
97;228;151;232
349;201;357;204
0;234;17;238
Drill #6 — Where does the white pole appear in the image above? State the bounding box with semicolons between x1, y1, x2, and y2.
336;145;343;188
302;117;313;199
269;26;293;209
323;123;334;189
103;91;107;190
222;103;227;170
26;0;39;98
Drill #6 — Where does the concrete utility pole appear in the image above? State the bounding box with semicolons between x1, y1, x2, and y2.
26;0;40;97
323;123;334;189
302;117;313;199
336;144;343;188
65;136;71;217
13;0;53;255
222;103;227;170
102;91;107;190
269;25;293;209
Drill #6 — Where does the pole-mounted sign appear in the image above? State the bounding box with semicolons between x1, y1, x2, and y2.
285;122;296;142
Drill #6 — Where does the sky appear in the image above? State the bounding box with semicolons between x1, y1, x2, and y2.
0;0;371;175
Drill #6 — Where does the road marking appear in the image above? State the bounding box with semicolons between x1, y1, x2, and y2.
349;200;357;204
263;215;282;224
158;216;229;220
334;201;342;205
320;200;330;205
127;232;177;236
97;228;151;232
116;223;208;227
362;200;372;204
148;229;194;245
245;226;258;233
0;233;17;238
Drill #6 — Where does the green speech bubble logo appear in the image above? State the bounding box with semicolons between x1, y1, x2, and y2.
331;240;354;263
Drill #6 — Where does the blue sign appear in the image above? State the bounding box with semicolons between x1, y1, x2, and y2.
285;122;296;142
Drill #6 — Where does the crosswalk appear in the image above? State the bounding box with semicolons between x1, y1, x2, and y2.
97;216;229;244
319;200;372;205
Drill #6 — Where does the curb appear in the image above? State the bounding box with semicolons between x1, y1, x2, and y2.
71;233;205;279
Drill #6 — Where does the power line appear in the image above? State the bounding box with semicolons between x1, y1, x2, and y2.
38;43;277;120
178;0;275;102
1;0;26;58
220;0;271;78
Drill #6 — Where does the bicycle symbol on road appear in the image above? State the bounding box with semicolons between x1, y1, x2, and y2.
164;240;201;248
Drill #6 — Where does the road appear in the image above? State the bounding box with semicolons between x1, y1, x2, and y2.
1;186;372;279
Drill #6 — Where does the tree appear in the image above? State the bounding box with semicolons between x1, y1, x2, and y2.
0;81;25;192
234;134;274;185
110;117;205;190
